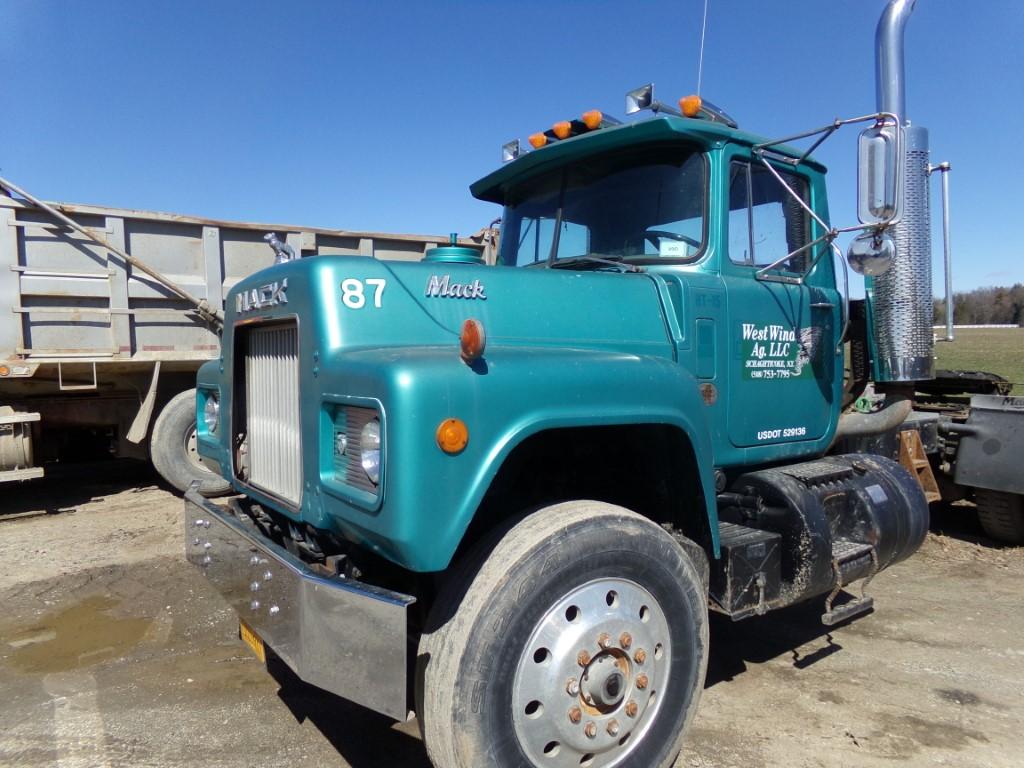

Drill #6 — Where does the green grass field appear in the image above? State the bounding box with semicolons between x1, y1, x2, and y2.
933;327;1023;393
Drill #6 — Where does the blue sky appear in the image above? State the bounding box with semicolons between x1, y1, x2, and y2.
2;0;1021;292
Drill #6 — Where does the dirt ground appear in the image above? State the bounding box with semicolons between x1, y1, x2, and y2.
1;461;1022;768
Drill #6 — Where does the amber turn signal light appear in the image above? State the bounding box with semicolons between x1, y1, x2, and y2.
528;132;548;149
436;418;469;454
460;318;486;362
581;109;603;130
0;365;9;377
679;95;702;118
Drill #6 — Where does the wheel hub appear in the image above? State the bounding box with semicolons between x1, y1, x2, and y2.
511;578;671;767
581;652;628;711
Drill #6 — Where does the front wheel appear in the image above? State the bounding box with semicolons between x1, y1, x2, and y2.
418;501;708;768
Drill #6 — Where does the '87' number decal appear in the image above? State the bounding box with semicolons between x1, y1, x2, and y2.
341;278;386;309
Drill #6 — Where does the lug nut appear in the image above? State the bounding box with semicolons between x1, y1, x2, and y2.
584;722;597;739
566;678;580;696
625;700;638;718
636;674;649;690
607;719;620;737
634;649;647;665
577;650;591;667
598;633;612;649
619;632;632;649
268;605;280;616
250;600;260;610
568;707;582;724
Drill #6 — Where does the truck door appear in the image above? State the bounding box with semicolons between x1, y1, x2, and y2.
722;156;839;448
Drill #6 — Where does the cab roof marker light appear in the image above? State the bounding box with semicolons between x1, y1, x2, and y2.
552;121;573;140
502;139;521;163
581;109;622;130
678;94;739;129
679;94;703;118
528;132;548;149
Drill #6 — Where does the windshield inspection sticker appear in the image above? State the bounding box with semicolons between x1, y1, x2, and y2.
741;323;820;380
659;241;688;258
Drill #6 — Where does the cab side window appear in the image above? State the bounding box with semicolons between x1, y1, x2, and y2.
728;161;810;273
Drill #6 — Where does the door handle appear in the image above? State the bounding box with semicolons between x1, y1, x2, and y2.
810;302;835;309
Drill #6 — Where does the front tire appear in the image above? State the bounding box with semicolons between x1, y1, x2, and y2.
150;389;231;497
418;501;708;768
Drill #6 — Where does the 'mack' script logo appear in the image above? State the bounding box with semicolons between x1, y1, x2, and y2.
425;274;487;300
236;278;288;313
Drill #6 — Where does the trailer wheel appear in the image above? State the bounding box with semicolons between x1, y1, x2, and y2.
975;490;1024;544
417;501;708;768
151;389;231;497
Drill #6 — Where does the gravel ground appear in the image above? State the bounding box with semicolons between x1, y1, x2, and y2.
1;462;1021;768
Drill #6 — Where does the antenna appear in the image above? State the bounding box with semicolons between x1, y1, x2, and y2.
696;0;710;96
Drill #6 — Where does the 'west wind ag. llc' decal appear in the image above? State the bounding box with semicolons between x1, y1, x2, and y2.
741;323;821;380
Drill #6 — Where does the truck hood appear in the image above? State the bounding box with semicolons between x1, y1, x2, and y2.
381;259;674;356
226;257;675;358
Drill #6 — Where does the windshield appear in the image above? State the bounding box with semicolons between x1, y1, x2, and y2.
498;145;706;268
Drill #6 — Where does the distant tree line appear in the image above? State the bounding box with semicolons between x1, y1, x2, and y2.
933;284;1024;326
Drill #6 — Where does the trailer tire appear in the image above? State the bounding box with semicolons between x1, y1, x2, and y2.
417;501;708;768
151;389;231;497
975;489;1024;544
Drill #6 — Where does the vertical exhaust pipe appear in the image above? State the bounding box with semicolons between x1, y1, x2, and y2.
868;0;934;382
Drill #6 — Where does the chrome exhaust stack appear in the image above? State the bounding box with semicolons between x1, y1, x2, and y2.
868;0;934;382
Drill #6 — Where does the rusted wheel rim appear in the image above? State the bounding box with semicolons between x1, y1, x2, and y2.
511;578;671;767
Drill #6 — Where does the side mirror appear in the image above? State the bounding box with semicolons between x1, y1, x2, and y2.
857;122;902;226
847;230;895;276
625;84;654;115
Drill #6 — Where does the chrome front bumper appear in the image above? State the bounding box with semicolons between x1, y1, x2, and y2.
183;489;415;720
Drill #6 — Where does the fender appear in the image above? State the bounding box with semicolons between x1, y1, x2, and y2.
312;345;720;572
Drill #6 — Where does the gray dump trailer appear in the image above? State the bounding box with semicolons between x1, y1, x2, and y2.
0;179;490;493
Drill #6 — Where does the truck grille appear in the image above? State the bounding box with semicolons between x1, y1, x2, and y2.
244;323;302;505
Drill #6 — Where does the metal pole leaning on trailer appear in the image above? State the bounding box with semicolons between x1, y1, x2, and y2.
0;175;225;328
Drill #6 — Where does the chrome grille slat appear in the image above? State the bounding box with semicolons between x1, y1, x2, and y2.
245;323;301;504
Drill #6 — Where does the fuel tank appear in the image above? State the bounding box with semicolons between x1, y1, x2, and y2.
719;454;928;609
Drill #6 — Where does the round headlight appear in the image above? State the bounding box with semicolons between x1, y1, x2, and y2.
360;419;381;485
203;392;220;433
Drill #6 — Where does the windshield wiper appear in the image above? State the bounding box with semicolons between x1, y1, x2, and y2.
549;255;644;273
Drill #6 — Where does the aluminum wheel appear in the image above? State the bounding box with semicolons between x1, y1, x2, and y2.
512;577;672;768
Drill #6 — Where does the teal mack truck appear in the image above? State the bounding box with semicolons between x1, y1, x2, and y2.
185;2;940;765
